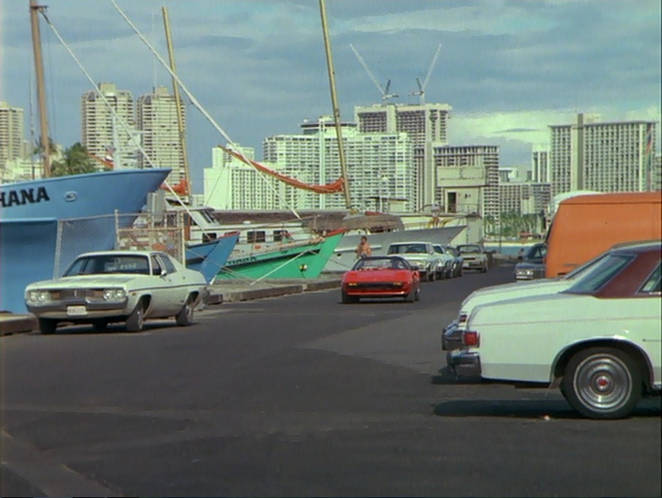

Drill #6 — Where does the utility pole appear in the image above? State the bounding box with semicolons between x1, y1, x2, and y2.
319;0;351;209
29;0;51;177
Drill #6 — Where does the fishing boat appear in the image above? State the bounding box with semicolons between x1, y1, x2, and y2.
216;231;344;280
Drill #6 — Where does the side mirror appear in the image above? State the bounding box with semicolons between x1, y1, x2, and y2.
160;269;168;277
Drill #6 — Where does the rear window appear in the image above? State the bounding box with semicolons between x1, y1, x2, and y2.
565;254;633;294
388;244;427;254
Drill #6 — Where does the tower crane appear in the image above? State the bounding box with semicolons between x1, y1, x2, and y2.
410;43;442;104
350;43;398;102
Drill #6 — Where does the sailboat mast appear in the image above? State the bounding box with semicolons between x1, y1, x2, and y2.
162;6;191;197
318;0;351;209
29;0;51;177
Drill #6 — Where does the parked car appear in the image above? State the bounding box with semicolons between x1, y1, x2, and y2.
442;245;464;277
386;242;441;281
432;245;456;279
442;243;641;351
340;256;420;303
25;250;207;334
447;240;661;419
457;244;488;272
514;242;547;280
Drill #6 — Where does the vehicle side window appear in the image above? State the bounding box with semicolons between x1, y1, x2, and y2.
566;254;633;294
159;254;177;274
151;256;162;276
639;263;661;294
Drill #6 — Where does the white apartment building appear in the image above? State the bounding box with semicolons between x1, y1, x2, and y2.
0;101;24;169
549;113;658;196
81;82;138;170
433;145;500;221
499;182;551;216
203;145;279;210
532;146;550;183
263;117;415;212
137;86;186;185
355;102;451;209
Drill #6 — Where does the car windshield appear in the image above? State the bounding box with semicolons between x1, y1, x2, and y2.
353;258;408;270
458;245;481;254
561;252;609;280
564;254;634;294
64;255;151;276
433;246;444;254
388;244;427;254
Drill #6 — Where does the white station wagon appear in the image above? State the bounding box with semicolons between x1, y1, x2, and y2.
25;250;207;334
448;241;661;419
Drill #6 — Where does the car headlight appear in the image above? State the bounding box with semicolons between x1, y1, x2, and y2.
516;268;533;278
26;289;51;305
103;288;127;302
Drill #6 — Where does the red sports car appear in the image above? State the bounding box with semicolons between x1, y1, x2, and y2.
341;256;421;303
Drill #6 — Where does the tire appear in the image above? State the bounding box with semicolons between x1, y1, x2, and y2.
341;291;357;304
427;268;435;282
176;298;194;326
405;287;416;302
414;286;420;301
561;347;642;419
481;262;488;273
38;318;57;335
125;302;145;332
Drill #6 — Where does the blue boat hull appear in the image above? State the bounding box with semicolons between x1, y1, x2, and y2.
0;168;171;312
186;234;239;283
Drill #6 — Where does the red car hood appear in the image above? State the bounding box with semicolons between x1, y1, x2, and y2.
343;269;414;282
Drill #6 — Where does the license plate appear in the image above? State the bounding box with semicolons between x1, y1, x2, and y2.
66;305;87;316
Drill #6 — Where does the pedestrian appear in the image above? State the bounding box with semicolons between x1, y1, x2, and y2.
356;235;372;258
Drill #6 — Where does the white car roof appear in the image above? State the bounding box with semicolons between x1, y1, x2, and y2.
74;250;160;258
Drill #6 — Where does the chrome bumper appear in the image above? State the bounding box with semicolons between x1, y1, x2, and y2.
446;349;481;378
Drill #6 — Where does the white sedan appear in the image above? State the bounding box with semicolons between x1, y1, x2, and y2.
25;250;207;334
448;240;661;419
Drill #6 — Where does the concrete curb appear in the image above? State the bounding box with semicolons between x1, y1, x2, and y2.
0;314;37;335
220;284;304;303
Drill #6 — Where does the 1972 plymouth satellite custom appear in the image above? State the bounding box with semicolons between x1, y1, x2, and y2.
341;256;420;303
25;250;208;334
448;240;661;419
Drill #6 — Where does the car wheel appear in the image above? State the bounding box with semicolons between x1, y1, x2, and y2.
427;268;435;282
561;347;641;419
92;319;108;331
481;262;488;273
341;291;357;304
176;297;194;326
414;286;420;301
38;318;57;335
405;286;417;302
125;302;145;332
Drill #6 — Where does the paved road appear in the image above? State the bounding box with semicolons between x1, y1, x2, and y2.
2;264;660;496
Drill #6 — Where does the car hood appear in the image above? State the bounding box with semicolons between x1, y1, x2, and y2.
460;278;573;315
26;274;141;289
515;261;545;270
344;269;413;282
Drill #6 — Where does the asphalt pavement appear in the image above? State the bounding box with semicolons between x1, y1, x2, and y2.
1;263;660;496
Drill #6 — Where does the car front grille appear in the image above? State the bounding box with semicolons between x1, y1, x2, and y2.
352;282;403;291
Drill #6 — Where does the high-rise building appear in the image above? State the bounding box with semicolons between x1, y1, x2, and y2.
549;113;657;196
263;116;415;212
81;82;138;170
0;101;24;168
499;182;551;216
137;86;187;185
355;102;451;209
432;145;500;221
204;145;278;210
532;146;550;183
653;155;662;191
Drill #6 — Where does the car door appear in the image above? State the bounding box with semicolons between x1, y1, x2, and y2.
155;253;189;314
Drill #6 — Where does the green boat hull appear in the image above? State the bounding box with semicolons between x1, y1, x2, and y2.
217;232;343;280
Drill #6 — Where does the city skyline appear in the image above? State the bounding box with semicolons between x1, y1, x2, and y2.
1;0;660;193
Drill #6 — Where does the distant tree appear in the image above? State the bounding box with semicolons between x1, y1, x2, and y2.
51;142;99;177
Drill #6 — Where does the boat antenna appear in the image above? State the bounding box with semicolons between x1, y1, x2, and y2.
319;0;352;209
162;6;191;198
110;0;302;221
29;0;51;177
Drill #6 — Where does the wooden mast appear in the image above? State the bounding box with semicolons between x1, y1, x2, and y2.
318;0;351;209
29;0;51;177
162;6;190;197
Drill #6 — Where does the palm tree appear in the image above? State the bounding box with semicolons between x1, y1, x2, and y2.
51;142;98;177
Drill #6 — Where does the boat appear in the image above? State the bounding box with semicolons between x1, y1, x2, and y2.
0;4;172;312
216;231;344;280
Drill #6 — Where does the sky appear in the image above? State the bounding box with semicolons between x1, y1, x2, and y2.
1;0;660;193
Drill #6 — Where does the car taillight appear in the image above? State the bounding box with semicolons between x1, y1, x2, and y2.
462;330;480;347
458;313;468;324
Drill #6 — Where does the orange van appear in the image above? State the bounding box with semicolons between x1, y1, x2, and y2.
545;192;662;277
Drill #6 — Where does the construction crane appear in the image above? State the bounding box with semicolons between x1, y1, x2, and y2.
410;43;442;104
349;43;398;102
